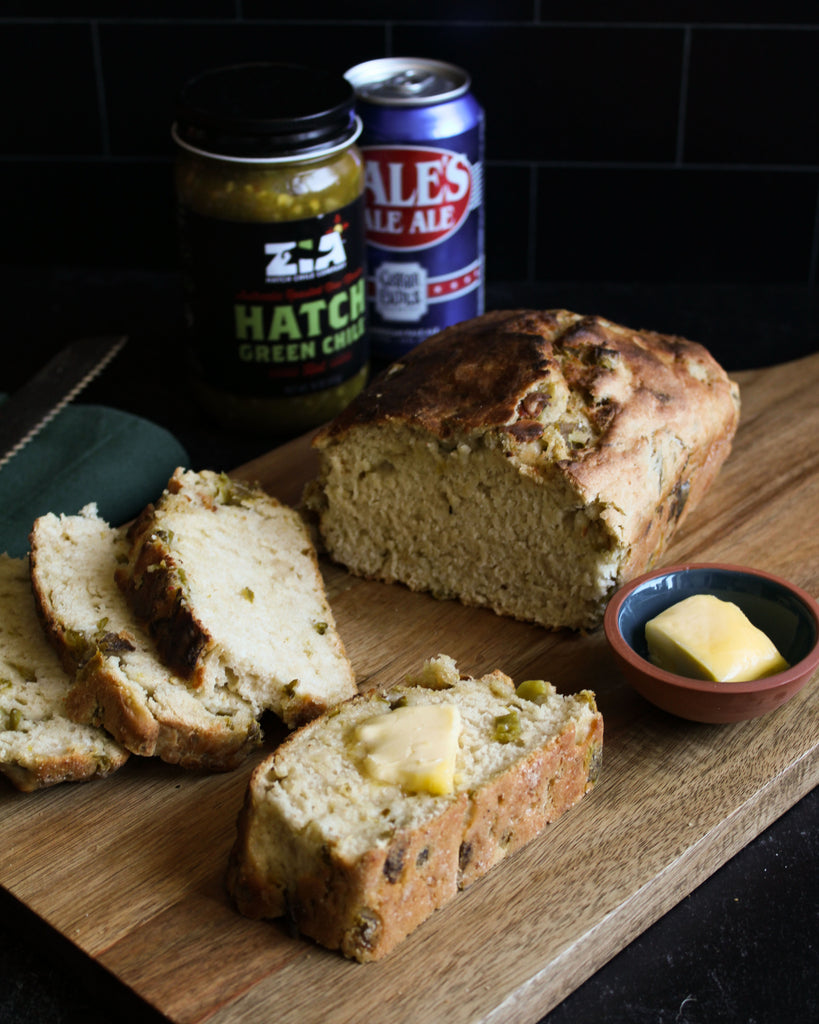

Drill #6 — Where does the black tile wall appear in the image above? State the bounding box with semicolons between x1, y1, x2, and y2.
3;23;100;155
686;28;819;165
99;22;385;157
0;2;236;15
2;6;817;287
533;168;817;284
241;2;537;20
530;2;819;23
392;24;684;163
2;162;174;269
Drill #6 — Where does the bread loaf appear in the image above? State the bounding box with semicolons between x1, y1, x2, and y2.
227;654;603;962
29;506;261;771
304;310;741;630
0;553;129;791
117;469;357;729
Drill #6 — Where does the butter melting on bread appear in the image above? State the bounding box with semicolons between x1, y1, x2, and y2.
304;310;741;630
227;655;603;962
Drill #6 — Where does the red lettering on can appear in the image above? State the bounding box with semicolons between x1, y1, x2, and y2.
363;145;472;251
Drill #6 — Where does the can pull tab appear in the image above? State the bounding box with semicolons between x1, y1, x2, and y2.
388;70;440;97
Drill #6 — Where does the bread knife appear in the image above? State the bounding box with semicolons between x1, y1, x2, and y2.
0;334;128;472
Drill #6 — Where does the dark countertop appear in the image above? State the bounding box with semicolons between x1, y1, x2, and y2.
0;269;817;1024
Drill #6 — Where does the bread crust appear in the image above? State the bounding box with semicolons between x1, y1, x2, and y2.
459;713;604;887
117;469;357;729
29;509;261;772
308;310;741;627
63;653;261;770
117;498;213;681
227;660;603;961
0;553;129;792
228;775;469;960
1;750;124;793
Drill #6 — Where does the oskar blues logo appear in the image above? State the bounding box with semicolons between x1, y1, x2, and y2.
363;145;474;251
264;214;350;283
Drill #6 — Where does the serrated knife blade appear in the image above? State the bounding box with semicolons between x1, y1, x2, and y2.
0;334;128;471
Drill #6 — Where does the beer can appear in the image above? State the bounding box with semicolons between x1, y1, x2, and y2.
345;57;485;360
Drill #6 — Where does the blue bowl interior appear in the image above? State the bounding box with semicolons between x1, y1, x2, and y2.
618;567;818;671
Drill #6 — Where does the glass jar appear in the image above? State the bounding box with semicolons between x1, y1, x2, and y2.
173;63;368;433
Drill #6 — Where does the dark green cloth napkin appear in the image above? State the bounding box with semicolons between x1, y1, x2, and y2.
0;399;188;557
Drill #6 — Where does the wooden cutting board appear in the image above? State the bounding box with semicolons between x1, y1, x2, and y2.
1;353;818;1024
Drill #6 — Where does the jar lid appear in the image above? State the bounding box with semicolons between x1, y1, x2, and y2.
174;62;360;161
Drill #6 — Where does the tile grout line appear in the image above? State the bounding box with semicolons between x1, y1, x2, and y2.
89;20;110;159
809;180;819;285
675;25;692;167
528;163;538;283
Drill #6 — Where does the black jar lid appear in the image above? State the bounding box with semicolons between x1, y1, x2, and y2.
174;62;360;161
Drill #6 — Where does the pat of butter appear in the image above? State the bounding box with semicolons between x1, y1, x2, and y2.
645;593;789;682
354;704;462;795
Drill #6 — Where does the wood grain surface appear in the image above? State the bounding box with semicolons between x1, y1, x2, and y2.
1;353;817;1024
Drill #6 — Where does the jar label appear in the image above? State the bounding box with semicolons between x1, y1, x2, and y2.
179;197;368;398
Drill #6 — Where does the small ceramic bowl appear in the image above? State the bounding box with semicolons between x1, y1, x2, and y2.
604;562;819;723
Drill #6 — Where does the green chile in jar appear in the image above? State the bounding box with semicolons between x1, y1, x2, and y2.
173;63;369;433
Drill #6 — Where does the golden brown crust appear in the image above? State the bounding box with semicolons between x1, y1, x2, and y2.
118;469;252;680
65;653;261;771
1;752;125;793
228;775;468;960
116;499;214;683
1;551;130;792
459;713;603;888
316;310;571;439
118;469;356;728
227;675;603;962
316;309;738;440
310;310;741;624
334;804;468;961
29;507;262;773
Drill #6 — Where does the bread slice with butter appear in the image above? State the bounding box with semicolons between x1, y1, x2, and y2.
227;655;603;962
304;309;741;630
29;505;261;771
116;469;357;729
0;553;129;791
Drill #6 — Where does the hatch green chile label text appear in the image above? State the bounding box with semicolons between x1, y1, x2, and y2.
179;198;367;398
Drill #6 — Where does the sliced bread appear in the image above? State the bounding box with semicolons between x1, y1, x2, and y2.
117;469;357;729
29;505;261;771
0;553;129;792
227;654;603;962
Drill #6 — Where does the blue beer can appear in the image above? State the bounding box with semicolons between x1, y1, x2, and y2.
345;58;485;360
